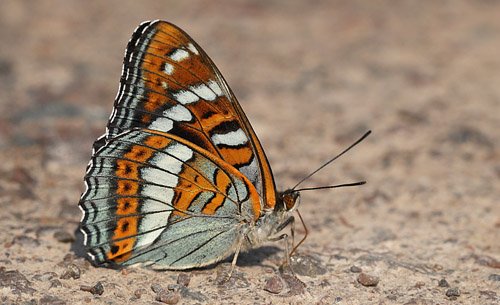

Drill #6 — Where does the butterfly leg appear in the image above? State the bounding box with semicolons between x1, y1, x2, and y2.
268;216;296;270
268;233;292;266
290;216;296;250
269;230;306;289
216;233;245;285
268;229;308;289
290;210;308;256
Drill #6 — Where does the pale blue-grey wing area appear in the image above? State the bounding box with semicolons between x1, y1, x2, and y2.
79;129;260;268
124;215;243;269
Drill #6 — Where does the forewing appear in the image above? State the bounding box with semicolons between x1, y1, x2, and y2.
99;20;276;208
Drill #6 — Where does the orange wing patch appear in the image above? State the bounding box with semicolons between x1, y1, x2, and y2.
201;169;233;215
115;160;140;180
124;145;154;162
107;216;138;262
116;197;139;216
144;134;171;149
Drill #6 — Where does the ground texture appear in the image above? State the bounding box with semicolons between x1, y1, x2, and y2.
0;1;499;304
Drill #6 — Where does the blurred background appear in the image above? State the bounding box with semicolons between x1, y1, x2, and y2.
0;0;499;303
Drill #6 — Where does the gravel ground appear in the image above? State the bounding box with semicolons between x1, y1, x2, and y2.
0;1;499;304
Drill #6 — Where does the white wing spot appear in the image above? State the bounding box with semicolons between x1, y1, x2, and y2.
149;117;174;131
142;167;179;187
187;43;199;55
174;90;199;104
191;83;216;101
211;128;248;146
137;197;173;247
142;184;175;202
170;49;189;62
163;105;192;122
167;143;194;162
164;63;174;75
207;79;223;96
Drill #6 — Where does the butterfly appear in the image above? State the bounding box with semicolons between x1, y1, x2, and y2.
78;20;369;281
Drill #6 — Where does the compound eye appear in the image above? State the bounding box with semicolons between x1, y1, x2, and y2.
283;194;296;210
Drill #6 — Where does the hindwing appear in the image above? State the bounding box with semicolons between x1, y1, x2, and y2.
80;129;261;267
98;20;276;208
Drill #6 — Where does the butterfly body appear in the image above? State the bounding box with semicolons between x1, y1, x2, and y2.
79;20;299;270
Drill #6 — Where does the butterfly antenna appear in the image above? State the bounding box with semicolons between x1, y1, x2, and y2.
294;181;366;192
291;130;371;191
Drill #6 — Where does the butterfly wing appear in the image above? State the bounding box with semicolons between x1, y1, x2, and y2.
98;20;276;208
79;129;261;268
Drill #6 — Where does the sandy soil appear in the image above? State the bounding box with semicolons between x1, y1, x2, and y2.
0;1;499;304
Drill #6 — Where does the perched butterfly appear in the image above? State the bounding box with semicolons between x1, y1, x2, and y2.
78;20;369;281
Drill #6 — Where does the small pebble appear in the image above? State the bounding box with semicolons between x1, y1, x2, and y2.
263;276;283;294
53;231;75;243
151;283;163;293
177;273;191;287
357;273;380;287
59;264;80;279
80;285;92;292
415;281;425;288
134;288;148;299
155;289;180;304
90;281;104;295
80;282;104;295
446;288;461;298
62;254;77;261
488;274;500;281
438;278;450;287
350;266;362;273
289;254;327;277
280;273;306;296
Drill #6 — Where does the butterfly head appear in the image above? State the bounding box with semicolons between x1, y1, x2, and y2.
276;189;300;212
